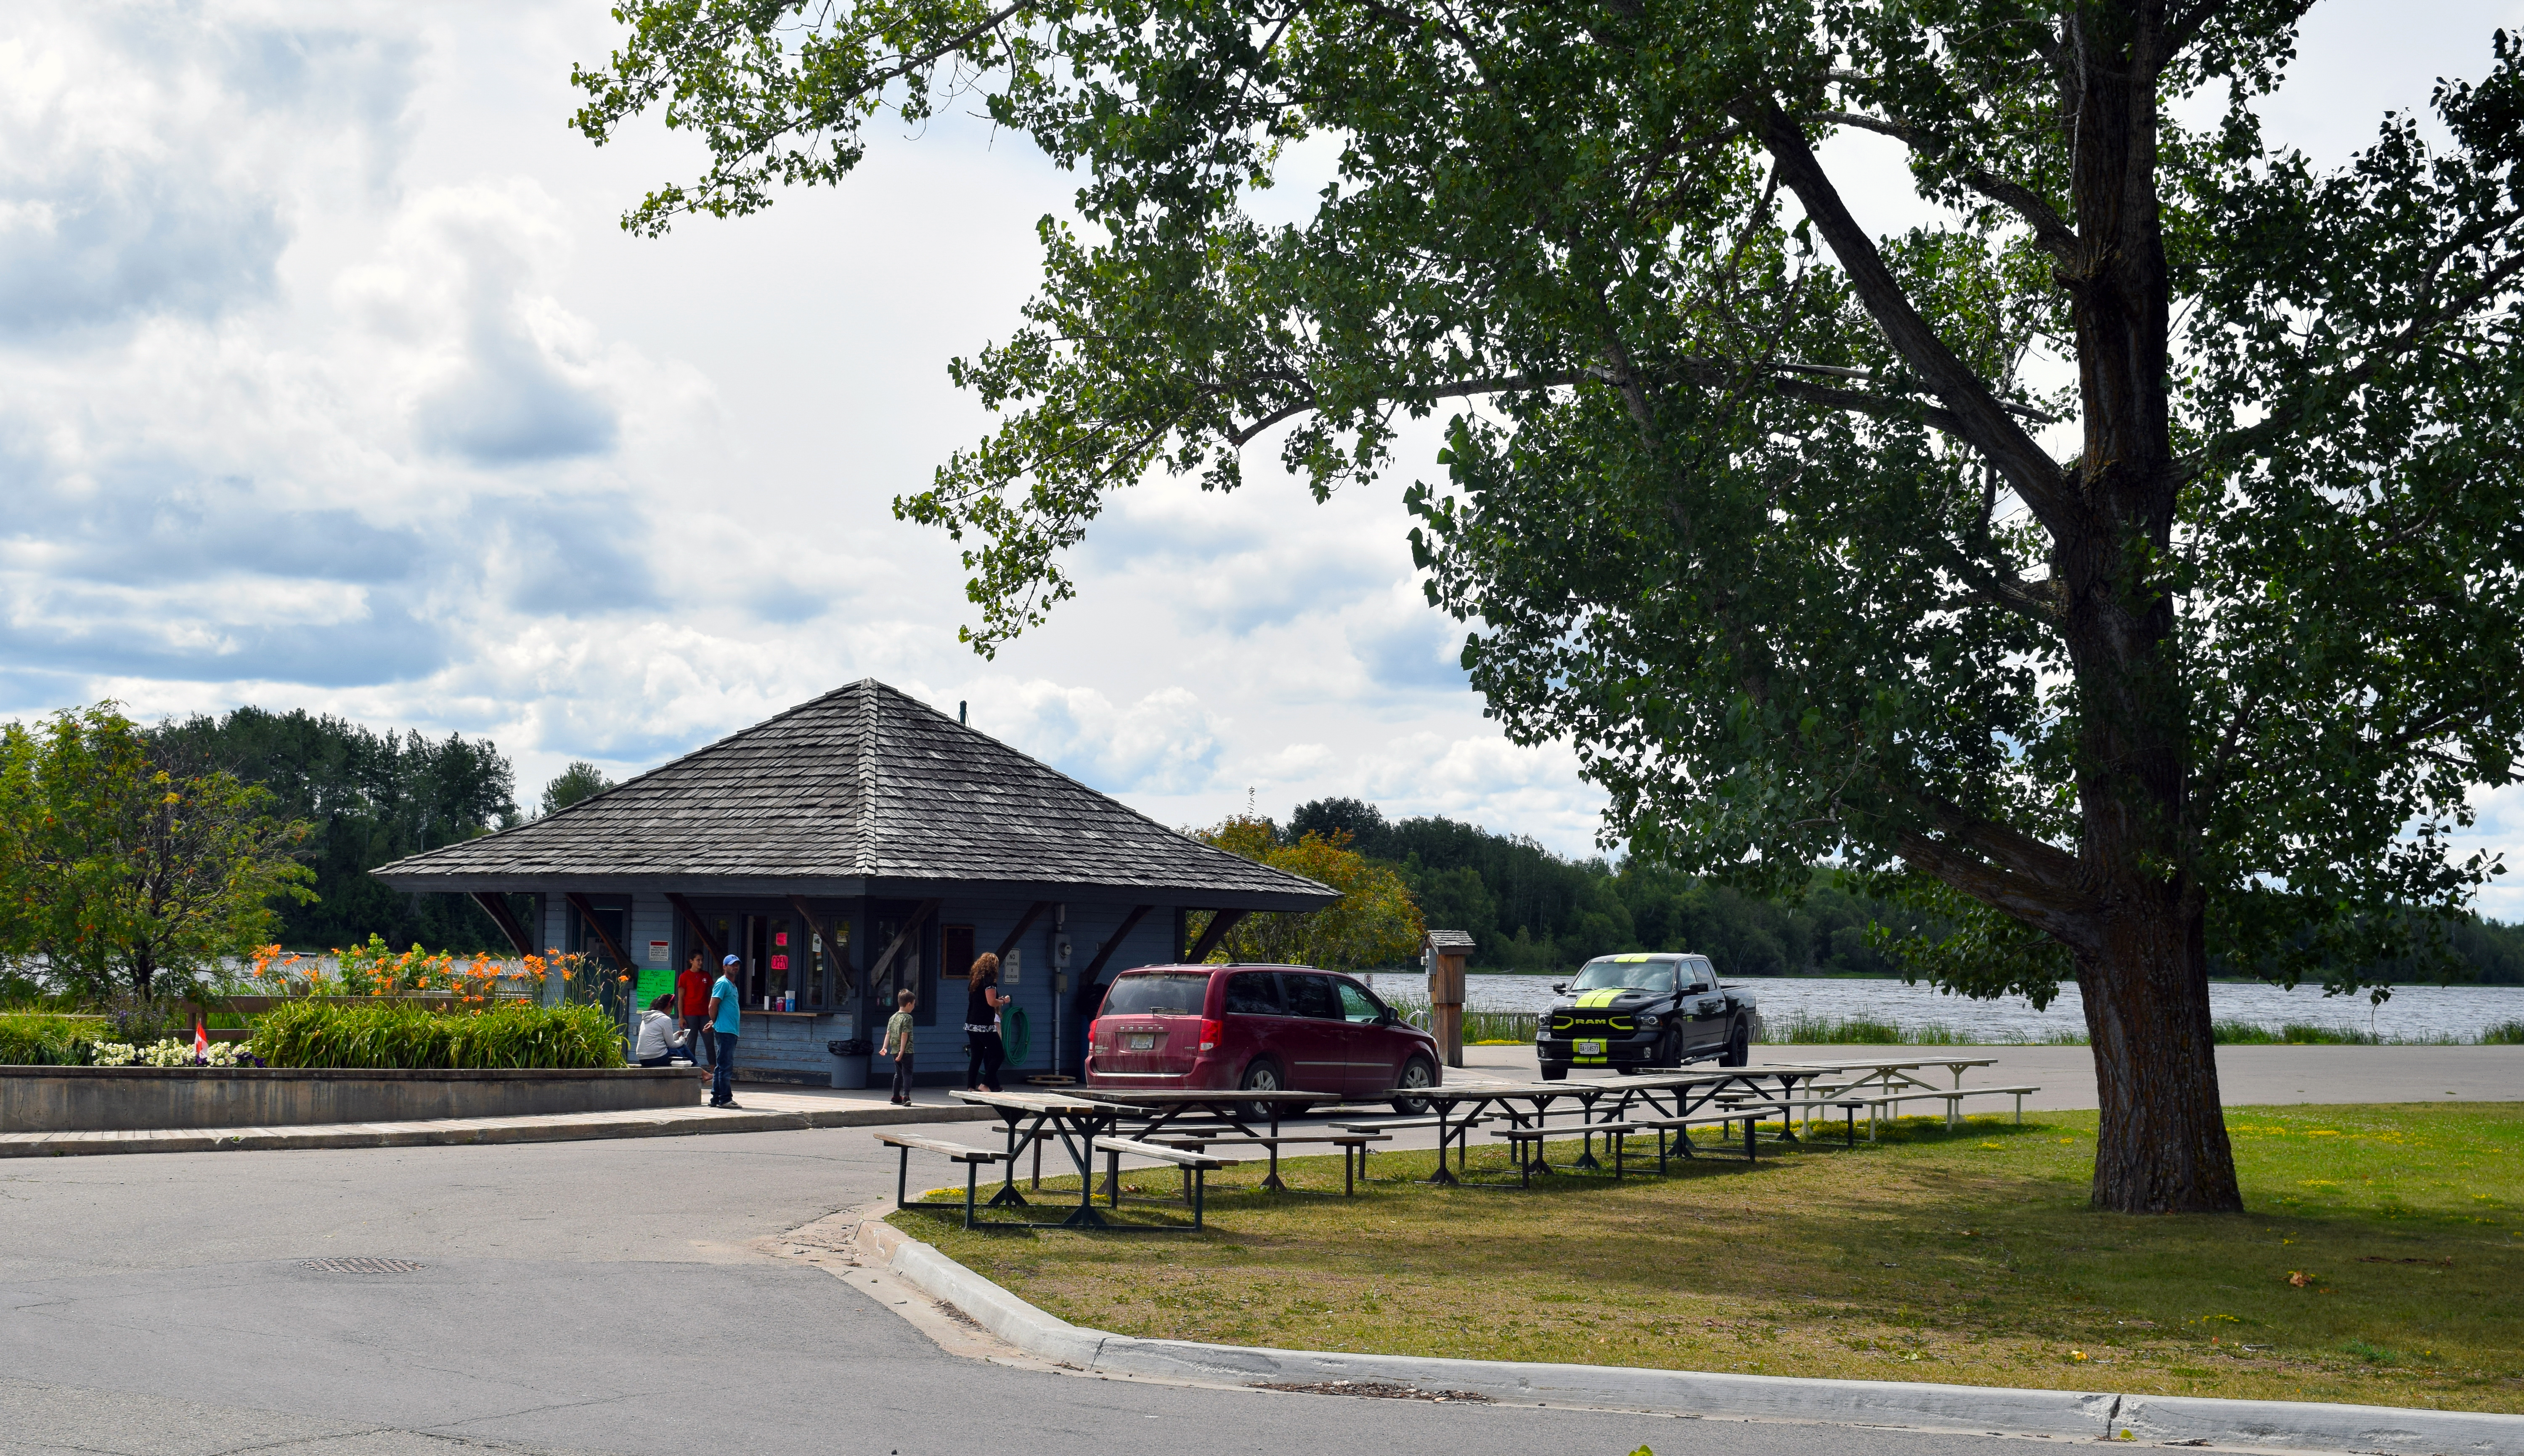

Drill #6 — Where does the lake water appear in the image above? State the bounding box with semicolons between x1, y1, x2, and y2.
1364;972;2524;1042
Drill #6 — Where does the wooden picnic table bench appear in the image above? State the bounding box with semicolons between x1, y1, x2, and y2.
1150;1131;1394;1195
1091;1137;1237;1228
1492;1103;1789;1184
1803;1084;2041;1136
874;1130;1011;1230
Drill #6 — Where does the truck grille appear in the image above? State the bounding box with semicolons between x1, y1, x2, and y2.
1550;1012;1633;1034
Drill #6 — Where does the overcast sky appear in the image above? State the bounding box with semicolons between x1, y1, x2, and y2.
6;1;2524;910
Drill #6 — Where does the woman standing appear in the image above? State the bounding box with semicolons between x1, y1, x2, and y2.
963;953;1011;1092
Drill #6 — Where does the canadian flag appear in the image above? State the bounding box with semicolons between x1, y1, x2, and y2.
194;1015;209;1060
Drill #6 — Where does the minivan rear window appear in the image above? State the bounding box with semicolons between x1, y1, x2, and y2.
1101;973;1211;1016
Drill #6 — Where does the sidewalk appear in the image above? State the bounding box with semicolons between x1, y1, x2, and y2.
0;1083;992;1159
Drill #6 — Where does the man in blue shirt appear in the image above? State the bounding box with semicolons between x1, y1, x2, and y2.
706;954;744;1108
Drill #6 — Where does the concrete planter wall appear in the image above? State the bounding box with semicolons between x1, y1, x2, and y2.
0;1066;699;1133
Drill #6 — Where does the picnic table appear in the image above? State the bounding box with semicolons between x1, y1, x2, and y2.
1077;1088;1345;1192
1759;1056;2031;1136
950;1089;1135;1228
1386;1066;1844;1185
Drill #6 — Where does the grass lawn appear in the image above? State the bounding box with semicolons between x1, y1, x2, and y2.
894;1103;2524;1411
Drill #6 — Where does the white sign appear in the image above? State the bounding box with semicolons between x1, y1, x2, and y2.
646;940;668;964
1004;947;1021;986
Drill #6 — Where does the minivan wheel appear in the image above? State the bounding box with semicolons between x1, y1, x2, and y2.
1389;1055;1436;1115
1238;1058;1285;1123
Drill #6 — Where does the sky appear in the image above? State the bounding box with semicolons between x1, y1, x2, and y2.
5;1;2524;909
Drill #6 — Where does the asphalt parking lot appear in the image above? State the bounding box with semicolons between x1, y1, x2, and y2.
4;1046;2515;1456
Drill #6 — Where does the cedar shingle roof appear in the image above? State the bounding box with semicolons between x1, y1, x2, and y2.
370;680;1335;909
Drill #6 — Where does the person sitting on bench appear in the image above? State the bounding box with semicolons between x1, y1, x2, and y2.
633;993;692;1067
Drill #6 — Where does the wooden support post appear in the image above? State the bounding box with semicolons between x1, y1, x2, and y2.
865;898;943;999
562;893;634;973
785;896;853;998
469;892;535;957
1424;930;1474;1069
1079;905;1152;981
1184;908;1247;965
993;900;1054;964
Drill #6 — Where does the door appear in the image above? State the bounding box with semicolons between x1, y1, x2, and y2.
1334;977;1400;1095
1220;969;1294;1083
1277;972;1355;1093
1682;957;1728;1052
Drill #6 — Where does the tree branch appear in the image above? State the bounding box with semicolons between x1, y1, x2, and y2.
2190;222;2524;477
1806;111;2081;262
1742;100;2076;528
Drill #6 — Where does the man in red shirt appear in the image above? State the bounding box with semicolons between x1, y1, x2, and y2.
676;952;714;1071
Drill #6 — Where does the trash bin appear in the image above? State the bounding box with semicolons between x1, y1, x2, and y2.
826;1038;871;1090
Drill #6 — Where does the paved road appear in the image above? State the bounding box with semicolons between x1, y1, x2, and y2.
2;1129;2062;1456
5;1049;2513;1456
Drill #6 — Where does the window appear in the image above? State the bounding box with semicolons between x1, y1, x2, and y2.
1687;958;1716;992
1101;973;1211;1016
1335;980;1384;1024
1282;973;1341;1020
1571;956;1678;993
1223;971;1283;1016
942;924;976;981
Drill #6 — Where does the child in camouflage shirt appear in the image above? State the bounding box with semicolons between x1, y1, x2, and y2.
883;989;917;1106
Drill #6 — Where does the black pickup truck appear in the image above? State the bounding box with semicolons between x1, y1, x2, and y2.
1535;952;1758;1080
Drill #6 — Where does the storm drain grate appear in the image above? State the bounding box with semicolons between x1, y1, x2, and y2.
301;1257;425;1275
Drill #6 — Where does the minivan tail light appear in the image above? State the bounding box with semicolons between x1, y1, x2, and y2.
1199;1018;1224;1052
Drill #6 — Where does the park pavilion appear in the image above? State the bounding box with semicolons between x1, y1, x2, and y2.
370;679;1335;1085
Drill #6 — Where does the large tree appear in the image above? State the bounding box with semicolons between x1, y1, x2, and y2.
0;706;315;1002
575;1;2524;1210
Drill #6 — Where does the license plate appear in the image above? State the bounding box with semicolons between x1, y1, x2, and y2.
1577;1040;1605;1057
1124;1033;1155;1051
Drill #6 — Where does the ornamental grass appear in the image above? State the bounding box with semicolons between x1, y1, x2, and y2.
250;1000;624;1070
0;1014;106;1065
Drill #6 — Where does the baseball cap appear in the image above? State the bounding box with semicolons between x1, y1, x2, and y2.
722;954;740;965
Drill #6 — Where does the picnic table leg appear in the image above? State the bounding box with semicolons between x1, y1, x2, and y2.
1774;1079;1800;1142
1572;1118;1602;1172
896;1143;910;1211
1745;1114;1758;1163
1344;1144;1355;1197
965;1159;979;1231
2016;1091;2025;1125
988;1119;1029;1207
1424;1102;1460;1186
1845;1104;1856;1147
1057;1117;1114;1229
1612;1130;1625;1182
1032;1134;1043;1190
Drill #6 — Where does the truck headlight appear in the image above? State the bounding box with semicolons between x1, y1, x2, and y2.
1636;1014;1661;1029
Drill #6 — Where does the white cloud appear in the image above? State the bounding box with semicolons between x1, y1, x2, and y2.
2;0;2507;891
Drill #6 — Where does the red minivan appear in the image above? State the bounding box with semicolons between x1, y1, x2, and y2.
1086;964;1442;1114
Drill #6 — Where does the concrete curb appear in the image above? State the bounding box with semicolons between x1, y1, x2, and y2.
861;1220;2524;1454
0;1102;993;1158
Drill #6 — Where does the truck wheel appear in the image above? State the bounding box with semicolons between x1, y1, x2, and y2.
1389;1055;1436;1115
1720;1020;1750;1067
1656;1026;1684;1068
1238;1059;1285;1123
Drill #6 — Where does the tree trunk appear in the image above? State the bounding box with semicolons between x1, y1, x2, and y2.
2049;4;2241;1215
2076;891;2243;1212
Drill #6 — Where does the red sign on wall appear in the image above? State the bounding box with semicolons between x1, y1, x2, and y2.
771;955;790;971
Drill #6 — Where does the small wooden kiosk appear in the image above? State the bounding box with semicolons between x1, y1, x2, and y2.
1423;928;1475;1068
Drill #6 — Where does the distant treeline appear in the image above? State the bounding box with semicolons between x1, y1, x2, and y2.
151;708;525;952
1281;797;2524;984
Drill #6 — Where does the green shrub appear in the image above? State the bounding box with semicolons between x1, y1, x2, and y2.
252;1000;625;1070
0;1014;106;1065
2482;1018;2524;1046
